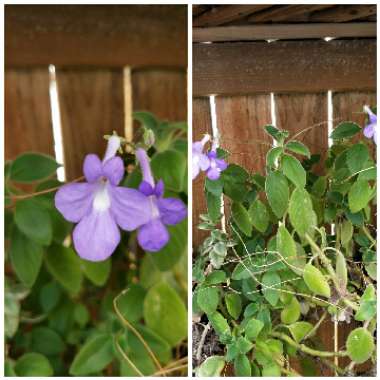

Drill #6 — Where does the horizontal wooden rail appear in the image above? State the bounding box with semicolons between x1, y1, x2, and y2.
5;5;187;67
193;23;376;42
193;39;376;96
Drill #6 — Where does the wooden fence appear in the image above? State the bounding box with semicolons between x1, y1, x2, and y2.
5;5;187;181
192;37;376;375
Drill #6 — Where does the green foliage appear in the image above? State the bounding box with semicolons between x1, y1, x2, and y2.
5;114;188;376
194;122;376;376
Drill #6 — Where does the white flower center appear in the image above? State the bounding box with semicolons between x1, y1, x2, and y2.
93;182;111;212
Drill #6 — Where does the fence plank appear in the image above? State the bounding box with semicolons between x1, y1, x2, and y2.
215;95;272;174
132;69;187;122
275;93;328;174
56;69;124;180
193;40;376;96
193;98;212;248
5;68;54;160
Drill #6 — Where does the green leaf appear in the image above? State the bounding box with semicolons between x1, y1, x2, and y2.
151;150;186;192
231;202;252;236
31;327;65;356
116;284;146;323
311;176;327;197
245;318;264;341
81;258;111;286
348;180;374;213
288;321;314;343
234;354;251;376
265;171;289;218
74;304;90;327
340;220;353;246
330;122;361;140
206;191;221;221
143;282;187;346
335;251;348;292
282;154;307;188
195;356;225;377
236;336;254;354
264;125;288;142
289;188;317;238
205;177;223;196
15;199;52;245
151;219;187;271
248;200;269;233
208;311;231;338
39;282;61;313
222;164;249;202
286;141;311;158
205;270;226;285
10;228;43;287
15;353;53;376
225;292;242;319
262;363;281;377
69;333;114;375
266;147;283;168
355;284;376;322
197;286;219;314
346;327;374;364
262;272;281;306
346;144;369;174
303;264;331;298
10;153;59;183
133;111;158;130
45;245;83;294
281;296;300;324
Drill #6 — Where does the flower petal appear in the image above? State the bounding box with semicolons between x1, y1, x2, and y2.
154;179;164;197
103;156;124;185
83;154;102;183
136;148;155;187
139;181;154;196
215;158;228;171
103;135;121;162
73;209;120;261
55;183;95;223
207;167;221;181
157;197;187;225
199;154;210;171
109;186;152;230
192;159;201;180
137;219;169;252
364;124;375;139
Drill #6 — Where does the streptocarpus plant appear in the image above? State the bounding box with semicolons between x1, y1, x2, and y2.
193;108;377;377
5;112;188;377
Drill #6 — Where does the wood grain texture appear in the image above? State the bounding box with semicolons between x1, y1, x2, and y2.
132;69;187;122
193;23;376;42
56;69;124;180
5;68;54;160
193;5;273;27
193;40;376;96
5;5;187;67
192;98;212;248
216;95;272;175
275;93;328;174
309;4;376;22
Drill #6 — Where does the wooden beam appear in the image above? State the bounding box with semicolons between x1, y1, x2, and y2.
247;4;334;23
193;5;273;27
193;40;376;96
193;23;376;42
5;5;187;67
309;4;376;22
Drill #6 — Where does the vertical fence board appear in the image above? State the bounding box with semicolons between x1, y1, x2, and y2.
275;93;328;174
215;95;272;174
56;69;124;180
193;97;212;248
132;69;187;122
333;91;376;371
5;68;54;160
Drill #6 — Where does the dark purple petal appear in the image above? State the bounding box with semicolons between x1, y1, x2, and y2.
207;151;217;159
215;158;228;171
73;209;120;261
154;179;164;197
55;183;95;223
103;156;124;186
137;219;170;252
139;181;154;196
109;186;152;230
83;154;102;183
207;167;221;181
157;197;187;225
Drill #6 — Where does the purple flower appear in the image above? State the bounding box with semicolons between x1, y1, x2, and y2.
55;136;151;262
363;105;377;144
192;134;211;180
205;143;228;181
135;148;187;252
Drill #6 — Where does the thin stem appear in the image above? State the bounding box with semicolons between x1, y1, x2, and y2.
196;323;210;362
152;364;188;376
114;332;143;377
361;226;376;248
270;331;347;358
303;311;327;341
114;290;163;373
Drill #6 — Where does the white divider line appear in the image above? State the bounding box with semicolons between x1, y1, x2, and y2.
48;65;65;182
